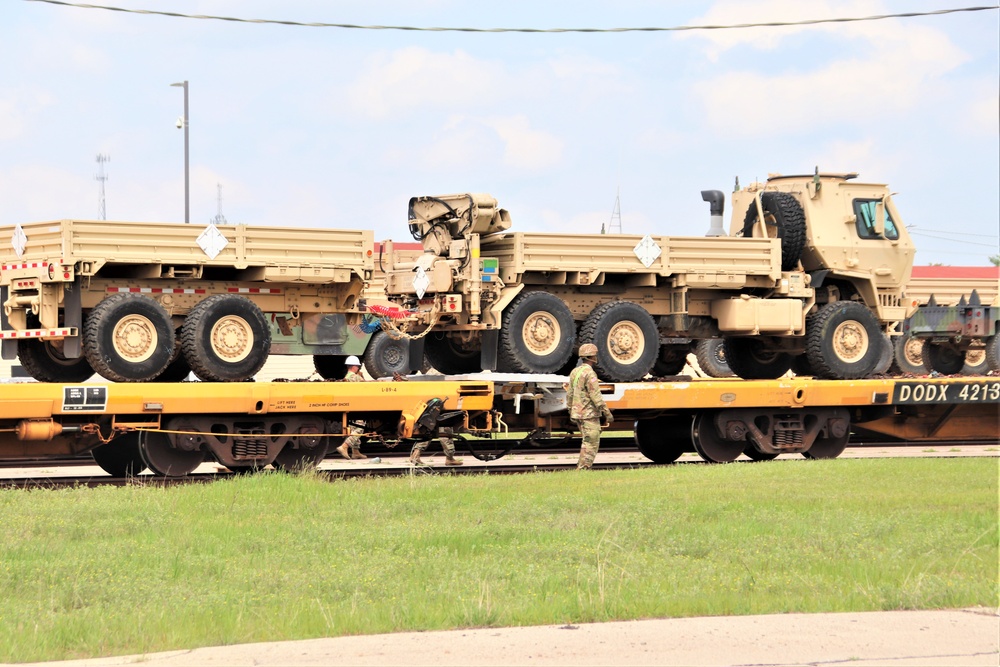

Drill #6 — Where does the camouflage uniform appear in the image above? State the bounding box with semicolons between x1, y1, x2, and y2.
338;368;367;459
410;426;462;466
566;361;612;469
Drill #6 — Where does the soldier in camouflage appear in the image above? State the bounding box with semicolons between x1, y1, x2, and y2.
566;343;613;469
409;425;463;466
335;355;368;460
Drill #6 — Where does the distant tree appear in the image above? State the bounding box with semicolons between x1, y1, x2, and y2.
990;255;1000;266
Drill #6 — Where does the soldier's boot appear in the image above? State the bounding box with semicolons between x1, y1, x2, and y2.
444;455;463;466
335;442;351;459
351;448;368;460
409;449;422;465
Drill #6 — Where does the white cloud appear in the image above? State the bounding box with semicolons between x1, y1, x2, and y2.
483;115;563;170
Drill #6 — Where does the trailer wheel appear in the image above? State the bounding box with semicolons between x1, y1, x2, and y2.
741;191;806;271
986;335;1000;372
961;342;988;376
723;338;793;380
634;416;692;464
424;332;481;375
83;293;174;382
91;432;146;477
498;291;575;374
921;342;965;375
892;330;926;375
805;301;882;380
180;294;270;382
17;338;94;383
363;330;410;379
695;339;734;377
580;301;658;382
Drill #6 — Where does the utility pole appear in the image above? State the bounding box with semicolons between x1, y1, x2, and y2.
170;80;190;223
95;154;110;220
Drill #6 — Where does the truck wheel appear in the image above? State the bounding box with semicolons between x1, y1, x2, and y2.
921;342;964;375
695;339;734;377
363;330;410;378
805;301;882;380
152;329;194;382
180;295;270;382
314;355;348;380
961;342;988;376
634;416;692;463
790;354;815;377
580;301;658;382
723;338;793;379
498;291;575;374
741;191;806;271
424;332;481;375
874;332;893;375
83;293;174;382
17;338;95;383
986;335;1000;372
892;330;926;375
652;345;688;377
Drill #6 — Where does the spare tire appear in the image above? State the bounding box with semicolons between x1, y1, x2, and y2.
742;191;806;271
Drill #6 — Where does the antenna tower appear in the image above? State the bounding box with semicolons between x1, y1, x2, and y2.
211;183;228;225
96;154;110;220
608;187;622;233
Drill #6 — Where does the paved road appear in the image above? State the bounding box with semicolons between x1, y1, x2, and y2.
21;608;999;667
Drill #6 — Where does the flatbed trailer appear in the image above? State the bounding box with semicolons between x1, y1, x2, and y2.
0;374;995;475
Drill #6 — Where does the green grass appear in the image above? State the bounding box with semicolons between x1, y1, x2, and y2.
0;458;996;662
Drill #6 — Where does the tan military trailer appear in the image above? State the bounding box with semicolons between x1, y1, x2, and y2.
380;172;916;382
1;219;373;383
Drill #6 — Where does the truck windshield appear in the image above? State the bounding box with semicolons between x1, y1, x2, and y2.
854;199;899;240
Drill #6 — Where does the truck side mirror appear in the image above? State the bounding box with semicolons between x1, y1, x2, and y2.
874;201;886;238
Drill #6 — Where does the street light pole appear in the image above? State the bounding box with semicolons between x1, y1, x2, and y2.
170;80;190;224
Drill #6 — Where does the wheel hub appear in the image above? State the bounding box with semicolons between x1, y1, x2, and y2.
607;322;644;364
832;321;869;362
112;315;157;363
522;312;560;355
210;315;253;362
903;336;924;366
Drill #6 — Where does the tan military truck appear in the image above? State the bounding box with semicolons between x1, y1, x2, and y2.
379;172;916;381
1;219;373;383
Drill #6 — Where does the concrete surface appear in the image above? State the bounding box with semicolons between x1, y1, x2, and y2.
19;608;999;667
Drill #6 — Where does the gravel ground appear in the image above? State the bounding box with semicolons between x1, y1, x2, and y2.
21;608;999;667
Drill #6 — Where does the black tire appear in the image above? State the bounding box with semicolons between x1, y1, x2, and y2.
91;432;146;477
83;294;174;382
152;329;193;382
651;345;688;377
986;335;1000;372
874;332;893;375
805;301;882;380
695;339;734;378
180;295;270;382
634;416;692;463
498;291;575;374
579;301;658;382
424;332;481;375
17;339;94;383
961;342;988;376
363;330;410;378
741;191;806;271
790;354;815;377
314;355;348;380
921;342;964;375
723;338;793;380
892;330;927;375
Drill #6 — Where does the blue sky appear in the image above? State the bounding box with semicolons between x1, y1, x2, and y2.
2;0;998;265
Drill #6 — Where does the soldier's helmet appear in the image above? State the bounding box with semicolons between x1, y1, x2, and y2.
345;355;362;366
578;343;598;358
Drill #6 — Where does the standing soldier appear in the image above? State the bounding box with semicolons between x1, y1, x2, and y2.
409;425;464;466
566;343;613;470
335;355;368;460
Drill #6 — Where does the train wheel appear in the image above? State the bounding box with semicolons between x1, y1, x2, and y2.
180;295;270;382
805;301;881;380
634;416;692;463
691;412;743;463
139;430;204;477
580;301;658;382
892;330;927;375
802;433;849;460
424;332;480;375
83;294;174;382
273;438;329;471
91;432;147;477
742;444;779;461
498;291;575;374
723;338;793;380
17;338;94;383
921;342;965;375
695;339;733;377
363;330;410;378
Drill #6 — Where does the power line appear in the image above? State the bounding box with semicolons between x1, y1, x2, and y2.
22;1;1000;33
907;226;999;239
909;231;999;248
